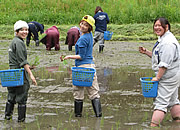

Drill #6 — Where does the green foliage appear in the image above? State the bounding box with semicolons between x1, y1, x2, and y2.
0;23;180;41
32;56;40;66
0;0;180;24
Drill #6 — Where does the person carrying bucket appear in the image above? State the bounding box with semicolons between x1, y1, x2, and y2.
139;17;180;127
63;15;102;117
5;20;37;122
93;6;109;53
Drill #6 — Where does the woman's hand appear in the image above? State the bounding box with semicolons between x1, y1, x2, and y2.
24;64;37;85
30;74;37;85
152;77;159;81
139;46;147;54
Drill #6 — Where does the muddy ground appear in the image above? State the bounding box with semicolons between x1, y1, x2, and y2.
0;41;179;130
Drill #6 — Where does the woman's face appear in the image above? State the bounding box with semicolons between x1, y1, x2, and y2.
154;20;167;37
79;21;89;34
16;27;28;39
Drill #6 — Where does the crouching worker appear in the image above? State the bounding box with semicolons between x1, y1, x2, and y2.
26;21;44;46
63;15;102;117
40;26;60;51
65;26;81;51
5;20;37;122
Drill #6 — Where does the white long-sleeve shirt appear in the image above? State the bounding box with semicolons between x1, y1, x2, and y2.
152;31;180;79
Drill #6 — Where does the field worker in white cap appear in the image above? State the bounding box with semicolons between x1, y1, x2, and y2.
63;15;102;117
5;20;37;122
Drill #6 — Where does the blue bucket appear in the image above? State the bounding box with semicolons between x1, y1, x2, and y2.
71;67;96;87
140;77;158;98
0;69;24;87
104;31;113;40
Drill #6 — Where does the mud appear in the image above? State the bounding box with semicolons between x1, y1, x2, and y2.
0;41;179;129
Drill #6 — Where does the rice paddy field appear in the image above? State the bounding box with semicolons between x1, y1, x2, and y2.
0;0;180;129
0;41;180;129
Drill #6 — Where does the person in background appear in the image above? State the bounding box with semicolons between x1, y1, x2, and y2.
65;26;81;51
26;21;44;46
93;6;109;53
6;20;37;122
40;26;60;51
63;15;102;117
139;17;180;127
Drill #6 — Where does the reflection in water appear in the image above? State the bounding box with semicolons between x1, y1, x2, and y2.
0;65;179;129
104;67;112;77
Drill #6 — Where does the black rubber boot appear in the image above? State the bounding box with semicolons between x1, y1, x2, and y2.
101;46;104;52
18;104;26;122
5;102;14;120
74;99;83;117
99;46;102;53
35;40;39;46
99;46;104;53
92;98;102;117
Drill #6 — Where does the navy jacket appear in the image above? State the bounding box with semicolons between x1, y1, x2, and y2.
94;12;109;32
27;21;44;41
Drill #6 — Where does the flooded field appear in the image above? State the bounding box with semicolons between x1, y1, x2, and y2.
0;41;180;129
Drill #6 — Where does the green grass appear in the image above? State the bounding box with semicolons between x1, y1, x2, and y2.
0;23;180;42
0;0;180;24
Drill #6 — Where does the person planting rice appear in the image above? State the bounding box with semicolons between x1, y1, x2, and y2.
40;26;60;51
139;17;180;127
5;20;37;122
63;15;102;117
26;21;44;46
93;6;109;53
65;26;81;51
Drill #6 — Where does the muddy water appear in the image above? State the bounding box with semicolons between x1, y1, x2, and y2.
0;41;180;129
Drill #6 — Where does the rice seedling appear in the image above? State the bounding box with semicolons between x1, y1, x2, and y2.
141;111;148;122
36;116;41;129
41;108;44;114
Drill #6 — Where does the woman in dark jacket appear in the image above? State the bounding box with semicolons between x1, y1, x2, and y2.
6;20;37;122
93;6;109;53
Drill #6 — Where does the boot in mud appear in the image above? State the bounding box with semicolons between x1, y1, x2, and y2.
35;40;39;46
18;104;26;122
99;46;104;53
74;99;83;117
92;98;102;117
5;102;14;120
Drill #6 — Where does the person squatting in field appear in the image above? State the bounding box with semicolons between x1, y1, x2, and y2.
6;20;37;122
41;26;60;51
63;15;102;117
26;21;44;47
65;26;81;51
93;6;109;53
139;17;180;127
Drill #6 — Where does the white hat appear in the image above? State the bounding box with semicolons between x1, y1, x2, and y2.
14;20;29;31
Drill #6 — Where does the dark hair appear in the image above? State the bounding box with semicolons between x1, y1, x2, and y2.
79;16;93;32
153;17;171;31
95;6;103;14
16;29;21;33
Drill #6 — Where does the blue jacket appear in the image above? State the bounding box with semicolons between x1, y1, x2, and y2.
75;33;94;66
94;12;109;32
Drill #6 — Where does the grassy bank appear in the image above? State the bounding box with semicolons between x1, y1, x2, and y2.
0;0;180;24
0;23;180;42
